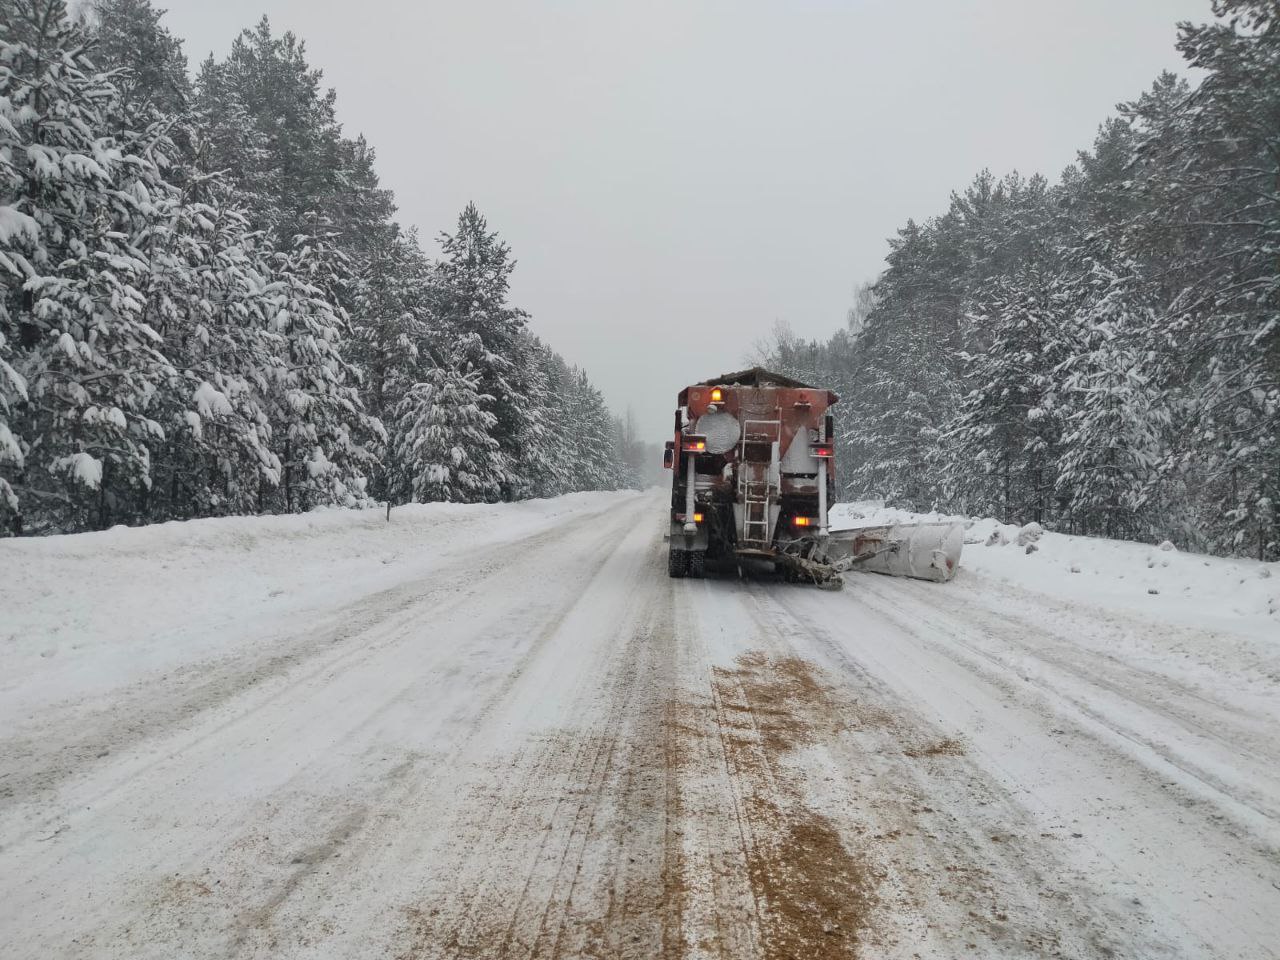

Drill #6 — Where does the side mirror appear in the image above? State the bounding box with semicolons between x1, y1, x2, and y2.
662;441;675;469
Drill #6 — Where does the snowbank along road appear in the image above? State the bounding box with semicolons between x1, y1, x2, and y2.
1;490;1278;959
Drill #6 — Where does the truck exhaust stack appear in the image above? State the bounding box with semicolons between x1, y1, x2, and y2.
664;368;963;586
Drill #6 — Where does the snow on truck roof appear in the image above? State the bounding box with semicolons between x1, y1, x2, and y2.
694;366;814;389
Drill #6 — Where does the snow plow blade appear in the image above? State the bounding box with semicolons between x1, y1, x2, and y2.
825;521;964;583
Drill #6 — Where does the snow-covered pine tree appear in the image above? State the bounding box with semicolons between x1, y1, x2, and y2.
140;177;282;520
328;133;397;268
781;169;1069;516
194;19;341;246
1126;1;1280;559
82;0;285;523
192;18;394;301
754;3;1280;558
84;0;190;123
191;55;282;234
392;335;503;504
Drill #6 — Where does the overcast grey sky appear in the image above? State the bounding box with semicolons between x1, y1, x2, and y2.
160;0;1208;440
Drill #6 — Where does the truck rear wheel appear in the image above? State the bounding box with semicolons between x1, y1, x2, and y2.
687;550;706;579
668;546;688;578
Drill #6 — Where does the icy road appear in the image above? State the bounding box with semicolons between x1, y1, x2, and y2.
1;491;1278;959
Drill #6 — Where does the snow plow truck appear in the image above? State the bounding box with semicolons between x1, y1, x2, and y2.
664;368;963;586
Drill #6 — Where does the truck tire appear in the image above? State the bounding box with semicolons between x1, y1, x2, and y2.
668;546;688;578
687;550;706;579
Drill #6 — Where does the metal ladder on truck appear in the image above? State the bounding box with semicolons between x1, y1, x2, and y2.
738;415;781;550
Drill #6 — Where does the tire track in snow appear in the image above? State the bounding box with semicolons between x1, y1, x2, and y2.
660;579;883;958
0;502;626;830
768;576;1275;958
757;581;1148;957
391;515;676;959
191;500;657;960
850;571;1280;842
0;495;654;960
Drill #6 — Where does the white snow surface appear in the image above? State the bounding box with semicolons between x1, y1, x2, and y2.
2;493;626;720
52;451;104;489
192;380;233;418
2;490;1278;959
0;205;39;245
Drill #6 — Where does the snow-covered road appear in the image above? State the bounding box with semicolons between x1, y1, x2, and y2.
2;490;1277;959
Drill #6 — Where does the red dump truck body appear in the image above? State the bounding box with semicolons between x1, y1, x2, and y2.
664;367;838;579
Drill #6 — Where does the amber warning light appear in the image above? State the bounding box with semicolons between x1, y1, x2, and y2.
710;388;723;402
681;435;707;453
793;516;815;527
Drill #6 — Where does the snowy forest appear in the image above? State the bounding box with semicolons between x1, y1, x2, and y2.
762;0;1280;561
0;0;644;537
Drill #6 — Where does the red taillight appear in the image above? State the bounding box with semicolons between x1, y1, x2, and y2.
810;445;833;458
681;434;707;453
675;512;704;523
793;516;814;527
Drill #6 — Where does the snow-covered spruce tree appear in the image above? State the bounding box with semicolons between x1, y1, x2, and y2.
432;203;530;493
949;272;1070;525
257;229;379;513
507;334;562;500
1052;261;1168;541
346;227;433;501
616;406;649;490
349;229;427;422
840;220;962;510
391;336;503;504
0;0;184;533
562;367;624;493
139;177;283;520
478;336;629;501
0;1;630;534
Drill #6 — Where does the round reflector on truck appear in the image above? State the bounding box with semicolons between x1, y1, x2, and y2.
695;411;741;454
